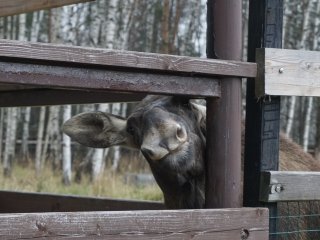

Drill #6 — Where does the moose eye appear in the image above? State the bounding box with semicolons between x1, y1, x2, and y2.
176;124;186;141
127;126;135;136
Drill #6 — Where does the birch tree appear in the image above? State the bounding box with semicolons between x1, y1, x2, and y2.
303;97;313;152
110;103;122;172
300;0;318;151
21;107;31;163
62;105;72;185
35;107;46;176
91;104;109;180
285;96;296;137
51;106;62;171
3;108;18;177
30;11;44;42
0;109;4;162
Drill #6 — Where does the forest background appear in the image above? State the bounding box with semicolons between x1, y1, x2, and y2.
0;0;319;201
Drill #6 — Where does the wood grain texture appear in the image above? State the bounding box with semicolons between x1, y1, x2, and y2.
260;171;320;202
0;89;145;107
0;0;94;17
0;60;220;97
205;0;242;208
256;48;320;97
244;2;283;238
0;208;269;239
0;190;164;213
0;39;257;78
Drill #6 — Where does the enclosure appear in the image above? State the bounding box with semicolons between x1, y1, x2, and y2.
0;0;319;239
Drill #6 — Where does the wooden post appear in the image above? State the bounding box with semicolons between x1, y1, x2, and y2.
243;0;283;238
205;0;242;208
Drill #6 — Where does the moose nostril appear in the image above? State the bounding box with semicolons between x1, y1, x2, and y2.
141;147;154;159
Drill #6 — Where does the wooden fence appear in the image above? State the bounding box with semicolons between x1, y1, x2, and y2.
3;0;320;239
0;208;269;239
0;0;270;239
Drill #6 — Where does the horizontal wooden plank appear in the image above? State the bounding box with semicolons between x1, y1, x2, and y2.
0;89;145;107
0;208;269;239
260;171;320;202
0;0;94;17
0;39;257;78
0;60;220;97
0;190;164;213
256;48;320;97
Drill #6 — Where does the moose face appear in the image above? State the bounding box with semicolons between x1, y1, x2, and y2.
63;96;206;209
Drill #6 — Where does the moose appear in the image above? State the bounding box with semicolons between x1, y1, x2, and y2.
63;95;320;210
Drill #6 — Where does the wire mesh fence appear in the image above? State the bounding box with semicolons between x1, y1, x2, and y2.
270;201;320;239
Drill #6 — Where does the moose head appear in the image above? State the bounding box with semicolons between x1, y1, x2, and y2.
63;95;206;209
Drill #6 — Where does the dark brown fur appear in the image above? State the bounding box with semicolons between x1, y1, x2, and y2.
63;95;320;227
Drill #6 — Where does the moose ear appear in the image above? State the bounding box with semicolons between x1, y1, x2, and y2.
63;112;131;148
190;102;206;137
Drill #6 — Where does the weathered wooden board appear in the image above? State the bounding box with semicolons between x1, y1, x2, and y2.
0;39;257;78
256;48;320;97
0;190;164;213
260;171;320;202
244;3;283;238
0;60;220;97
0;208;269;239
0;0;94;17
0;89;145;107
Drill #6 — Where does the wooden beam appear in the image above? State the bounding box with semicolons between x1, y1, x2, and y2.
0;89;145;107
244;2;283;239
260;171;320;202
0;208;269;239
0;190;164;213
0;60;220;97
0;0;94;17
256;48;320;97
0;39;257;78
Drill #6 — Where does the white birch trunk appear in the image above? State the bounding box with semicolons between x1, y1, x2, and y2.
91;104;109;180
35;107;46;176
31;11;44;42
106;0;117;49
3;108;12;176
41;107;53;163
49;8;62;43
61;5;77;45
21;107;31;161
303;97;313;152
110;103;123;172
300;0;318;50
0;109;4;161
313;2;320;51
50;106;62;171
62;105;72;185
18;13;27;40
285;96;296;137
88;2;100;47
3;108;17;176
9;108;17;168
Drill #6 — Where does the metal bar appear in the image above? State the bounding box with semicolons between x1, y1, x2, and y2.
205;0;242;208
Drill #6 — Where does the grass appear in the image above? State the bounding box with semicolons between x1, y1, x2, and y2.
0;163;163;202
